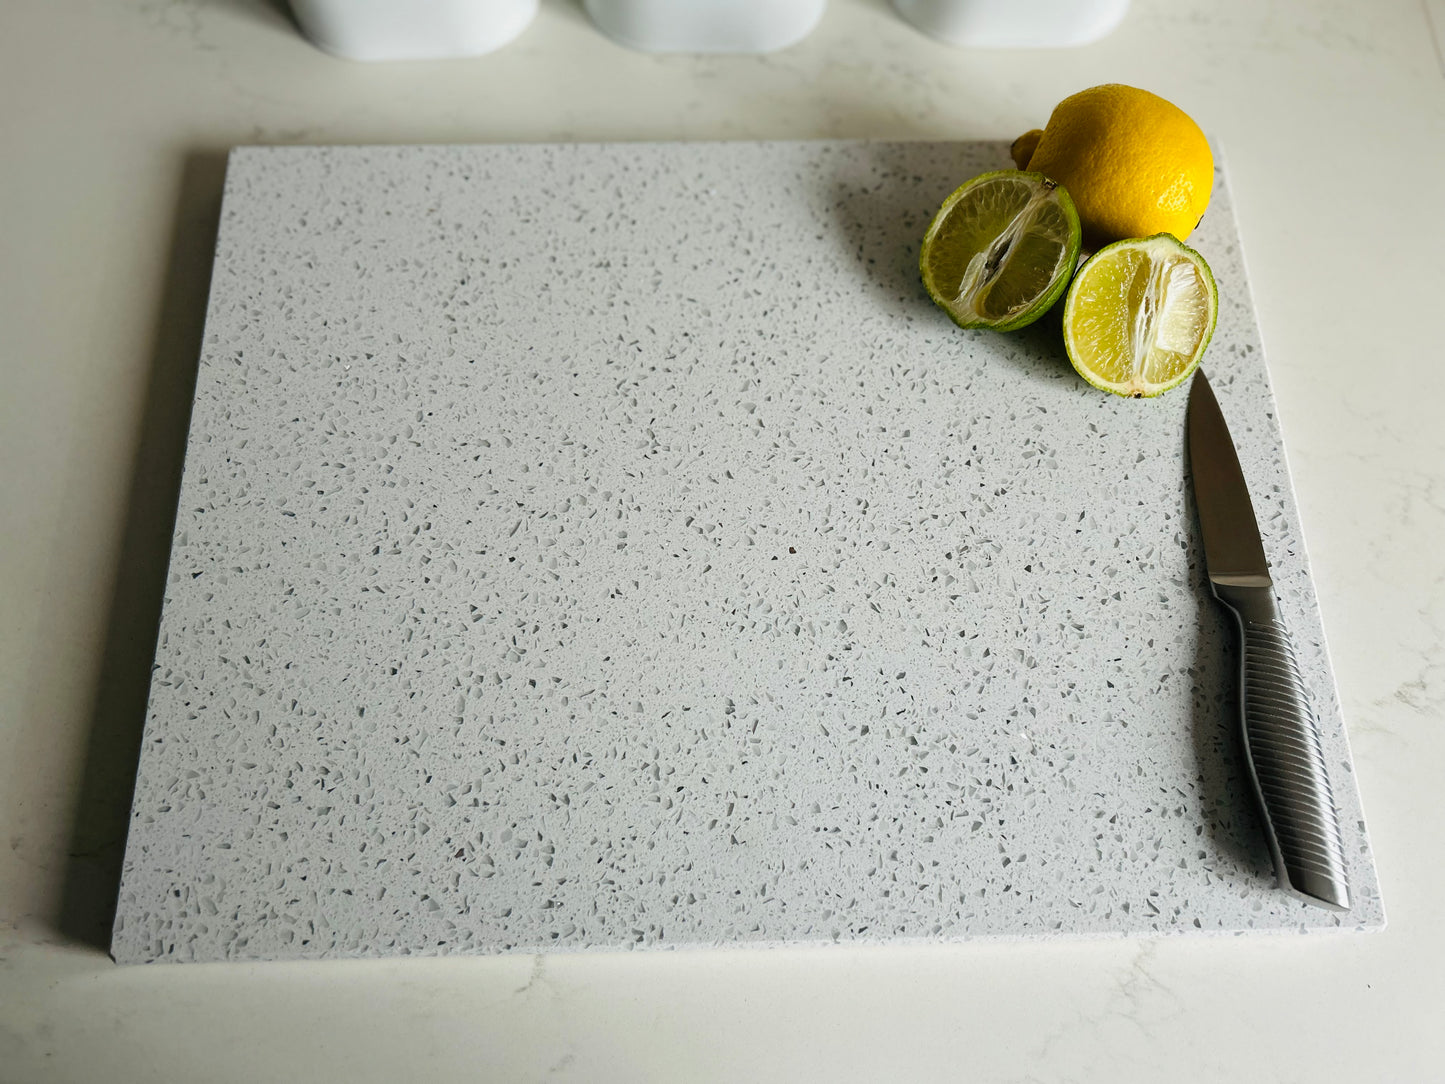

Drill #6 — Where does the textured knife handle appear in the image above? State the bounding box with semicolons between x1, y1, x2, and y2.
1214;583;1351;911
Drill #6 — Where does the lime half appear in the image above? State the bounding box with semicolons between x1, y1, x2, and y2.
1062;233;1218;398
920;170;1082;332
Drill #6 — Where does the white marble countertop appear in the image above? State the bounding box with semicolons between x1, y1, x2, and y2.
2;0;1442;1078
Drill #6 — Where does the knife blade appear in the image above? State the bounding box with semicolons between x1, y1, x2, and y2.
1187;370;1350;911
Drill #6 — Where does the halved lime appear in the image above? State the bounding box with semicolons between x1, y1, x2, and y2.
920;170;1082;332
1062;233;1218;398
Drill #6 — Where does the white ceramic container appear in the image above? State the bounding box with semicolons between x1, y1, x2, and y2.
892;0;1128;47
289;0;538;61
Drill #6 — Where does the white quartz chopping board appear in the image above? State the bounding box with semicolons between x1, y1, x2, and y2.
112;142;1382;964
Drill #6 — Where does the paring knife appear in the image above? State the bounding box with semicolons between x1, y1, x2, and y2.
1187;370;1350;911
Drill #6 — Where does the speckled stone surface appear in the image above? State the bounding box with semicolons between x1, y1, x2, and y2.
111;142;1383;964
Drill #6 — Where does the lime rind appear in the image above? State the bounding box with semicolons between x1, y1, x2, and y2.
920;170;1083;333
1062;233;1218;398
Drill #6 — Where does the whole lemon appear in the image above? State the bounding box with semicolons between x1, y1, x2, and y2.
1014;84;1213;246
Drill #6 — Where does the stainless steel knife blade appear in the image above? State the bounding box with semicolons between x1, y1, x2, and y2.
1187;371;1269;586
1187;370;1350;911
